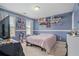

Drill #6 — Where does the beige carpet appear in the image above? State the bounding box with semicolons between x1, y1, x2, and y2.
21;41;67;56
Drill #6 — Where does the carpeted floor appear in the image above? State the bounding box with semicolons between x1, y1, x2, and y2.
25;46;49;56
21;41;67;56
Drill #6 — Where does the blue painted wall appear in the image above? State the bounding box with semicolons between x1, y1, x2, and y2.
0;8;33;42
74;4;79;29
34;12;72;30
33;12;72;41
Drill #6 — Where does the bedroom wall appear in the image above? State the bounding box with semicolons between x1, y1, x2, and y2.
33;12;72;41
34;12;72;30
74;3;79;30
0;8;33;41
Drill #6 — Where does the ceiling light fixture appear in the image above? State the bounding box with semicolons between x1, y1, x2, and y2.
34;6;40;11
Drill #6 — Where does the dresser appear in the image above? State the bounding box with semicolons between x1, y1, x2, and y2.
67;34;79;56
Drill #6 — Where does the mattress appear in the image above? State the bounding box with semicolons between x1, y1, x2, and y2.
26;34;56;53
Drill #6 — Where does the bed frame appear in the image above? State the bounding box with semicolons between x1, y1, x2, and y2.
26;42;46;51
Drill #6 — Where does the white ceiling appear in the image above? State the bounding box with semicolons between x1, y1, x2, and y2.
0;3;74;19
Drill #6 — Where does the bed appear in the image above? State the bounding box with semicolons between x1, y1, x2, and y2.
26;34;56;53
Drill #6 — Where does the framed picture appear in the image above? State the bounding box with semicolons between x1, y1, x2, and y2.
16;17;26;30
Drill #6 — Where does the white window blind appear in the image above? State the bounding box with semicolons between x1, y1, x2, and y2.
26;19;33;35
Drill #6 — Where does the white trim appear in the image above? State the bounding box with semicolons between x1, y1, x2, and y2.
72;12;74;30
16;30;26;31
33;30;71;32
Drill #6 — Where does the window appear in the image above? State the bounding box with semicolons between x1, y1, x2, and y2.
9;16;15;37
26;19;33;35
